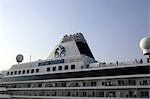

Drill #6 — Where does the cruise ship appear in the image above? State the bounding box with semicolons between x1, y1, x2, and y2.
0;33;149;99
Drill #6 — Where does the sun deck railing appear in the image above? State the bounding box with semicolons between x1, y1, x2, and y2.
103;58;149;66
89;58;150;68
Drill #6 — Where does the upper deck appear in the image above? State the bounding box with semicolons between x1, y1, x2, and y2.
0;33;149;82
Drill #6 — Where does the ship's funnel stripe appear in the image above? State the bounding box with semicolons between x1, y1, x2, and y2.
76;42;94;59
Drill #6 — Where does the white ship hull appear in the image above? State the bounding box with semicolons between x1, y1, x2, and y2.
0;33;149;99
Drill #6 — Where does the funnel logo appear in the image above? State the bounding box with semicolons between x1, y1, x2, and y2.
55;45;66;58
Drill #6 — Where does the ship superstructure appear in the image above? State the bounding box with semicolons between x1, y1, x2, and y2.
0;73;10;99
0;33;149;99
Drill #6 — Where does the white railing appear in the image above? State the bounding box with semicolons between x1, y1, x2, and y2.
0;94;10;98
90;58;150;68
7;85;149;90
0;87;7;91
10;95;149;99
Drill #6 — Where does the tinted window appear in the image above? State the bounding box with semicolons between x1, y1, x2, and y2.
7;72;9;75
71;65;75;69
128;80;136;85
31;69;34;73
99;92;104;97
28;84;31;87
18;71;21;74
64;65;68;70
27;70;30;73
38;83;42;87
47;67;50;72
53;67;56;71
91;81;97;86
36;69;39;73
141;91;149;97
58;66;62;70
14;71;17;75
22;70;25;74
10;71;13;75
102;82;105;86
143;80;148;85
118;80;125;86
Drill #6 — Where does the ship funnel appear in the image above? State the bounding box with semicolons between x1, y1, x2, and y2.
47;33;95;63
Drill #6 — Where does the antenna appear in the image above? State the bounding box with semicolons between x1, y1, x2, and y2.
30;55;32;63
29;55;32;66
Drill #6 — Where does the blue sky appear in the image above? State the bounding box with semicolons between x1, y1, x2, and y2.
0;0;149;71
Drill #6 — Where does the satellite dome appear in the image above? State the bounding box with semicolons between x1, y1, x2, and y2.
139;37;150;55
16;54;24;63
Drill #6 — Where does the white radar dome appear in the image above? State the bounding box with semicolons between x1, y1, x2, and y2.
16;54;24;63
139;37;150;55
